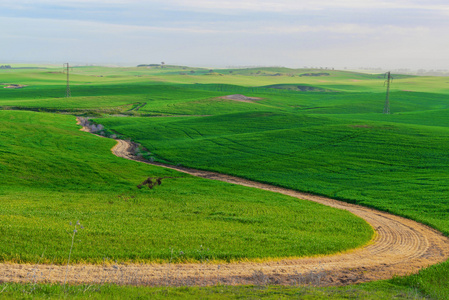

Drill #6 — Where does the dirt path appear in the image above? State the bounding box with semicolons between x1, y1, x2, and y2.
1;138;449;287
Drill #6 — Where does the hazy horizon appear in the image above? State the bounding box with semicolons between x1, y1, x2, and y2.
1;0;449;70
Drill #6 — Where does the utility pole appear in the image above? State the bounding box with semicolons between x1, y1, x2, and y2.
383;71;392;114
63;63;71;98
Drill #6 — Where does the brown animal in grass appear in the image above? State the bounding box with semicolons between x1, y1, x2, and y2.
137;177;172;189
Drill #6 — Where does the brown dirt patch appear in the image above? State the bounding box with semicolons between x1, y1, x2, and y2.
76;117;92;132
3;84;27;89
220;94;262;103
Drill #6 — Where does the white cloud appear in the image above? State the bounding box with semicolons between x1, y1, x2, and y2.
3;0;449;12
0;0;130;4
152;0;449;13
0;16;220;37
256;24;431;35
1;14;432;38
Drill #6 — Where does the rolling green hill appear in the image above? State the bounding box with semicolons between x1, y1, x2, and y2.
0;110;372;264
1;65;449;298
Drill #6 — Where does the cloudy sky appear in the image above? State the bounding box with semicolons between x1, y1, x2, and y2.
1;0;448;69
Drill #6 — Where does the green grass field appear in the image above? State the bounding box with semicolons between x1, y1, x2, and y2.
0;281;428;299
0;110;373;264
97;111;449;236
1;65;449;298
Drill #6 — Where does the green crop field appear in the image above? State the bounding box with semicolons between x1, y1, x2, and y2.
0;280;429;299
98;111;449;235
1;65;449;299
0;110;372;264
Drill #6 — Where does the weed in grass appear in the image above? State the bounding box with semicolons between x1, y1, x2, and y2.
64;220;83;291
21;247;47;295
252;270;269;286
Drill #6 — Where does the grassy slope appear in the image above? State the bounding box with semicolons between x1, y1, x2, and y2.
98;111;449;236
0;110;372;264
2;66;449;298
92;67;449;299
0;281;427;299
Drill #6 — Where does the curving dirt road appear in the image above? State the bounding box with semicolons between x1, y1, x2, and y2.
1;138;449;287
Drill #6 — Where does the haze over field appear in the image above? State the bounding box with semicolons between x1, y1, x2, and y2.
1;0;449;70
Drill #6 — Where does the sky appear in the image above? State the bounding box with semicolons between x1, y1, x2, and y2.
1;0;449;70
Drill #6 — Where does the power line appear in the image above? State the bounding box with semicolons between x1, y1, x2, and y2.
383;71;392;114
63;63;71;98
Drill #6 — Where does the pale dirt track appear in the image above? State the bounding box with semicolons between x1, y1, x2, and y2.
1;137;449;287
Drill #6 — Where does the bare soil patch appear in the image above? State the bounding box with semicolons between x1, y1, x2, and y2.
220;94;262;103
1;138;448;287
76;117;93;132
3;84;27;89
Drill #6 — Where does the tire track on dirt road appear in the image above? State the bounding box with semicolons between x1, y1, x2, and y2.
1;137;448;287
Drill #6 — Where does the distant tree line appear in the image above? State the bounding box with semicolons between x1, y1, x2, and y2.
299;73;330;77
137;62;166;68
0;65;12;69
137;64;161;67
